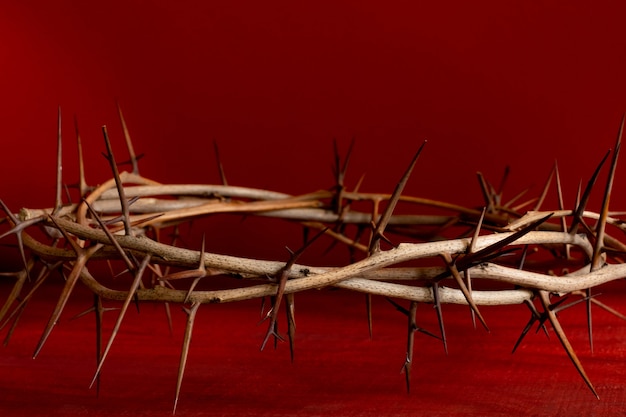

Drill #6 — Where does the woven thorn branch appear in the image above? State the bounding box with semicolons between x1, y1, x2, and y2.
2;106;626;413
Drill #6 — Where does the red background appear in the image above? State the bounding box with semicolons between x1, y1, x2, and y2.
3;1;626;213
2;1;626;416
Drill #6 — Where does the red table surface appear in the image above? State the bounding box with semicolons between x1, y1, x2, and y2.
1;279;626;417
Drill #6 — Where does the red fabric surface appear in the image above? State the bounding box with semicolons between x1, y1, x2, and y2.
2;280;626;416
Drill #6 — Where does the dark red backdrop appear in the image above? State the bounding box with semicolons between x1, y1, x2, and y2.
3;1;626;211
2;1;626;416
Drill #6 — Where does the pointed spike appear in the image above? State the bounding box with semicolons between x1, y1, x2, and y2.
47;214;84;255
259;297;267;320
173;301;200;415
586;288;594;354
538;291;599;399
442;253;489;332
332;138;341;183
512;318;536;354
0;199;37;278
533;164;556;212
569;149;611;235
33;244;101;358
183;235;207;303
285;293;296;363
353;173;366;194
575;292;626;321
93;294;105;396
164;301;174;336
90;255;151;388
585;117;623;354
213;140;228;186
476;172;495;212
465;270;477;329
469;207;487;253
102;125;133;236
554;160;571;258
3;300;27;347
512;299;543;354
404;301;418;394
184;278;203;304
55;106;63;213
366;294;373;339
497;165;510;196
261;228;327;351
502;186;531;209
116;101;139;176
446;213;554;277
74;115;89;198
0;261;59;332
431;282;448;355
457;213;554;270
340;137;356;181
70;305;96;321
592;115;623;270
386;297;410;316
0;267;28;324
370;141;426;253
85;200;135;273
465;207;486;329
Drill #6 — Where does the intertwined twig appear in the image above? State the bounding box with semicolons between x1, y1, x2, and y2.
2;110;626;413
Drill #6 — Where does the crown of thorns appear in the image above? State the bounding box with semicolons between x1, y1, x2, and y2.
2;106;626;413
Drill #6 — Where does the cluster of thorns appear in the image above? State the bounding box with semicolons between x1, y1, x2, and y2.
2;106;626;413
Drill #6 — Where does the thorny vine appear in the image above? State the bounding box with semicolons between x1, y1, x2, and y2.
2;106;626;413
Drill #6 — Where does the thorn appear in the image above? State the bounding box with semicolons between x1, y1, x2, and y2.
403;301;418;394
571;290;626;321
476;172;496;212
441;252;489;332
387;297;440;341
366;294;373;339
569;149;611;235
497;165;510;197
116;101;140;176
74;115;89;198
554;161;571;259
0;199;41;279
184;235;207;304
173;301;201;415
434;213;554;282
432;282;448;355
533;164;556;212
538;291;599;399
592;114;623;270
260;228;327;351
0;267;29;325
587;288;594;354
213;141;228;186
2;300;27;347
0;261;60;332
94;294;105;396
33;216;103;358
85;200;135;273
102;125;133;236
466;207;487;329
512;298;548;354
89;255;151;388
55;106;63;213
502;187;531;210
586;114;623;353
285;293;296;363
163;301;174;337
370;141;426;254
